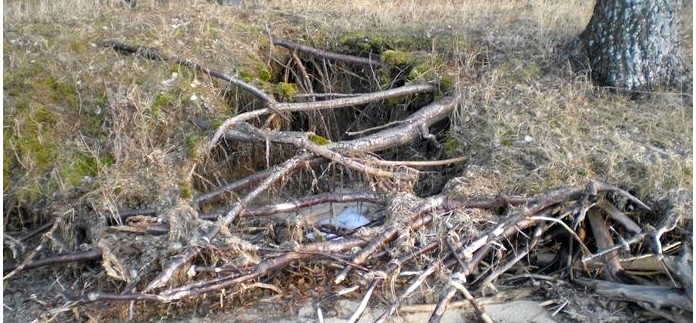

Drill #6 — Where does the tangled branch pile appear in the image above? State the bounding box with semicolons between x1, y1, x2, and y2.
4;39;692;322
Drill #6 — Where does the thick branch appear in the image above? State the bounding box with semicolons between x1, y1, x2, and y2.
587;207;626;282
211;83;438;149
574;277;692;312
233;122;418;181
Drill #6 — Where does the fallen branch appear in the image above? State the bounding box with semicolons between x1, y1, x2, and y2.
233;122;419;181
99;40;277;109
4;216;63;280
192;157;322;205
587;207;627;282
574;277;692;312
368;156;468;168
3;250;102;275
449;277;494;323
204;191;385;219
273;38;384;69
210;83;439;150
143;152;312;292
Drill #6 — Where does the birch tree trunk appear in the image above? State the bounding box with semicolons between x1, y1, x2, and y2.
580;0;690;91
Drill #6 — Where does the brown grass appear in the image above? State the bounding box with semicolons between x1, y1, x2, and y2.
3;0;691;248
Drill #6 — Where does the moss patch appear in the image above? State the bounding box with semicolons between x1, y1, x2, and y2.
308;134;331;145
275;82;297;99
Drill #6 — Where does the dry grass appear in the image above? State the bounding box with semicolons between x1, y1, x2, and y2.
3;0;692;250
2;0;693;321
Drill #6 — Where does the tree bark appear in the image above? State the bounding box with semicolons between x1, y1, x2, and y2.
580;0;690;91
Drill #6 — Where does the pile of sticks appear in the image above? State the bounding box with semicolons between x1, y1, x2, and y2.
4;39;691;322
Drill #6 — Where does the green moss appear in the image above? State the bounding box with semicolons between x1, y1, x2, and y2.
167;64;182;76
179;181;193;199
185;134;203;158
340;32;384;53
4;103;58;203
443;137;459;157
493;59;541;83
378;70;395;89
11;104;58;168
406;54;444;82
152;92;174;119
381;50;409;66
276;82;297;99
239;70;254;83
44;76;78;107
256;66;272;82
308;134;331;145
211;118;224;130
69;40;88;54
4;67;79;109
3;62;110;204
438;77;453;92
207;20;221;39
58;153;112;187
408;64;428;81
519;63;541;82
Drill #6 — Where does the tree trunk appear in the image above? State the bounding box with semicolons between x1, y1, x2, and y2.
580;0;690;91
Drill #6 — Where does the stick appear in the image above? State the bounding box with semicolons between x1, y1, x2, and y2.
201;191;385;219
3;250;102;275
586;207;626;282
574;277;692;311
368;156;468;168
272;39;384;69
347;280;377;323
210;83;438;150
143;152;311;292
334;195;445;284
428;285;458;323
4;216;63;280
449;278;494;323
99;40;277;107
477;223;545;292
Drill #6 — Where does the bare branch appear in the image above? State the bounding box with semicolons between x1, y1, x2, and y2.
143;152;312;292
99;40;276;105
273;38;384;69
210;83;438;150
574;277;692;312
587;207;626;282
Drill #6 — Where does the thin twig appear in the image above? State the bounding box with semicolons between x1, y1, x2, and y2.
3;250;102;275
272;38;384;68
368;156;468;168
449;278;494;323
530;215;591;256
4;215;64;280
143;152;312;292
347;280;377;323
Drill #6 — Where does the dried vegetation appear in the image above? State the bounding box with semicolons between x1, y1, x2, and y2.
3;0;693;322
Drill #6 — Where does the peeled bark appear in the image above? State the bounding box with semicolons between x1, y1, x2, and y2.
580;0;690;91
